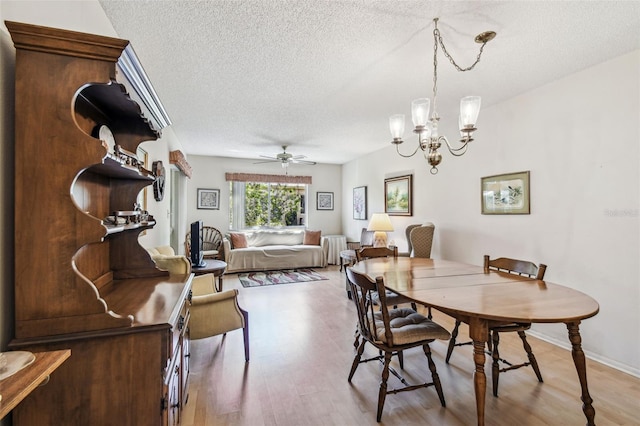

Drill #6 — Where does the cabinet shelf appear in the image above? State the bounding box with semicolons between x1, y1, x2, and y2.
77;81;160;140
86;157;154;181
103;220;156;235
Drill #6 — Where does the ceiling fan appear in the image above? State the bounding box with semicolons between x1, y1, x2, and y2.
254;145;316;173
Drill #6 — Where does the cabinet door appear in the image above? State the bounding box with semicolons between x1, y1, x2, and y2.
167;349;181;426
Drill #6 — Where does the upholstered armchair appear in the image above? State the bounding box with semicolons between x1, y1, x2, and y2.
409;223;435;258
147;245;191;275
190;273;250;362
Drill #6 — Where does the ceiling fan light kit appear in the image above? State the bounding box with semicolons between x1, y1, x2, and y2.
390;17;496;174
254;145;317;174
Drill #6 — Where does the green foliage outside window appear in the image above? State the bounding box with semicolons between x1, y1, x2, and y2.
244;182;304;227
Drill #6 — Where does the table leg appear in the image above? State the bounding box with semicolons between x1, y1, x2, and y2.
216;274;224;292
469;317;489;426
566;321;596;426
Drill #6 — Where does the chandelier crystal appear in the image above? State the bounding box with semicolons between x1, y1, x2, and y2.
390;18;496;174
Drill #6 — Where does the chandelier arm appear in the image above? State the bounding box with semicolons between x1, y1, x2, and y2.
395;142;422;158
439;136;469;156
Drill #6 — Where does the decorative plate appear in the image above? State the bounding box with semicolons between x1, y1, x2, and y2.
93;124;116;154
0;351;36;381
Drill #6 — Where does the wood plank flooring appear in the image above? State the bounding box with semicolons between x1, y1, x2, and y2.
181;266;640;425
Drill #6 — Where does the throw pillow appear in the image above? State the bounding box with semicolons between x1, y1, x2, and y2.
303;230;321;245
230;232;248;249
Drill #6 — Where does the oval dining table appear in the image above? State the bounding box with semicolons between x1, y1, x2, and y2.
349;257;600;426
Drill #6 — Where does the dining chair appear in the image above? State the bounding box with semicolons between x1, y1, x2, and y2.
346;267;450;422
445;255;547;396
190;273;250;362
355;246;417;311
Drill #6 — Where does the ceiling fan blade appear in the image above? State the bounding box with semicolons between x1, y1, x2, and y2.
291;155;306;160
253;159;279;164
290;159;316;165
259;155;278;160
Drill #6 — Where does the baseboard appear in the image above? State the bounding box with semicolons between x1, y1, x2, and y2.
527;329;640;378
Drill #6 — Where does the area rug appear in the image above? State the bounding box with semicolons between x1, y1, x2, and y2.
238;269;328;288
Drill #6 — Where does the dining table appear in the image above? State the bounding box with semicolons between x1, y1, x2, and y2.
349;257;600;426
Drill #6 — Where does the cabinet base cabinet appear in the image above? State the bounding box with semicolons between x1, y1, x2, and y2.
12;331;166;426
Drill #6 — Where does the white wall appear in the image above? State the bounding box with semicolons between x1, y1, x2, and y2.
342;50;640;376
185;155;343;239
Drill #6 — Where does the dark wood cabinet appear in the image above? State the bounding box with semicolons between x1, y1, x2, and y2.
6;21;192;425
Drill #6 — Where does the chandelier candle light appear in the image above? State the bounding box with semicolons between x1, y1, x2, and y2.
390;18;496;174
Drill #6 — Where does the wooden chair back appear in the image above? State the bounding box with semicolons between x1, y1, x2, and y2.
409;224;435;258
346;268;394;346
355;245;398;262
185;226;223;258
484;255;547;280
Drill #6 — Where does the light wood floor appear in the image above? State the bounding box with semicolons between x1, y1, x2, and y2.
181;266;640;425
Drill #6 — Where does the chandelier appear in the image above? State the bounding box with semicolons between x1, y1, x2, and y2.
389;18;496;174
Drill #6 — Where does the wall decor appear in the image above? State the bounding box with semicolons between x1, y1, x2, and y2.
481;170;530;214
316;192;334;210
353;186;367;220
197;188;220;210
384;174;413;216
152;160;165;201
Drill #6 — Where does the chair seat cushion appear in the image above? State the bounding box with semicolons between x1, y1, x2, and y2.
374;308;450;345
369;290;413;307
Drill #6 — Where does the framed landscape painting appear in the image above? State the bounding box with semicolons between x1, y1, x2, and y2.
353;186;367;220
384;174;413;216
481;171;530;214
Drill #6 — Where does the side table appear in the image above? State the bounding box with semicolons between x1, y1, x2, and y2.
323;235;347;265
191;259;227;292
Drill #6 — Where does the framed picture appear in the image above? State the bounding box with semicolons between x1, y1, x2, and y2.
481;171;530;214
353;186;367;220
384;174;413;216
316;192;334;210
197;188;220;210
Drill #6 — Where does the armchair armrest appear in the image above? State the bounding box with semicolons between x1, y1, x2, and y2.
151;254;191;275
222;238;231;262
192;289;238;305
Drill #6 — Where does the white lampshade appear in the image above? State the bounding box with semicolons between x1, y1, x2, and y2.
411;98;430;127
367;213;394;248
459;96;481;128
389;114;405;139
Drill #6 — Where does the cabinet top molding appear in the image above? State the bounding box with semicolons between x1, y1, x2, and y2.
5;20;128;62
5;20;172;131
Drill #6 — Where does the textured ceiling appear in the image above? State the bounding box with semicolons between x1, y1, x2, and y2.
98;1;640;166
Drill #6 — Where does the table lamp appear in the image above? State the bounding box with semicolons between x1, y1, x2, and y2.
367;213;394;247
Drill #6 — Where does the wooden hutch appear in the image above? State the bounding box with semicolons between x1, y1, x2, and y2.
6;21;193;425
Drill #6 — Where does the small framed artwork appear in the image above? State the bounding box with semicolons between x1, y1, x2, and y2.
353;186;367;220
481;171;530;214
316;192;334;210
197;188;220;210
384;174;413;216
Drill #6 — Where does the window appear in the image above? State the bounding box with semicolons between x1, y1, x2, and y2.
230;181;307;230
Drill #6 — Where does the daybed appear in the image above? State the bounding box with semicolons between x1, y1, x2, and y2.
223;230;328;273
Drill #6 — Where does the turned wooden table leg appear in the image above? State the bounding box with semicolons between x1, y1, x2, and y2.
469;317;488;426
566;321;596;426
